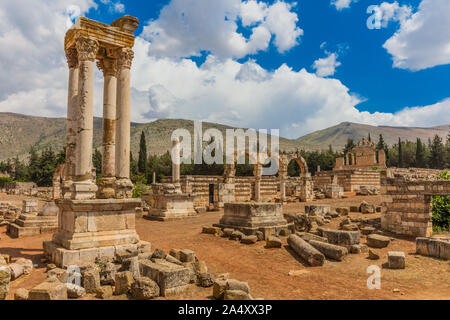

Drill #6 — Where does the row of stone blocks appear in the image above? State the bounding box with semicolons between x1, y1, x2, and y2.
416;237;449;260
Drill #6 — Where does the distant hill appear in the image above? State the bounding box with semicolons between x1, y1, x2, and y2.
0;113;309;162
296;122;449;149
0;113;448;162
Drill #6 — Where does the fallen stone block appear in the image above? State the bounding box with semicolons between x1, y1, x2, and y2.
368;249;380;260
213;279;227;300
66;283;86;299
309;240;348;261
279;229;291;236
131;276;160;300
82;267;101;294
305;205;330;217
241;235;257;244
342;224;359;231
139;260;190;297
349;206;359;212
367;234;390;248
14;288;29;300
47;268;69;283
202;226;221;235
439;240;450;260
320;229;360;247
224;289;251;300
198;273;215;288
361;226;376;235
388;251;405;269
8;263;24;280
169;249;182;261
266;236;282;248
222;228;234;237
152;248;167;260
230;230;245;241
179;249;196;263
287;235;325;266
0;266;11;300
28;280;67;300
350;244;368;254
114;271;134;295
360;201;375;214
335;207;348;216
295;232;328;243
226;279;250;294
96;286;113;299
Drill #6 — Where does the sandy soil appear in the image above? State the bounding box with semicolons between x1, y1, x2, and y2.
1;194;449;300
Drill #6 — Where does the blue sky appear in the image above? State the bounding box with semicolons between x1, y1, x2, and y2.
0;0;449;138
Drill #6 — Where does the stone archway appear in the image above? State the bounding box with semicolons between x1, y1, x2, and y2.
279;153;312;202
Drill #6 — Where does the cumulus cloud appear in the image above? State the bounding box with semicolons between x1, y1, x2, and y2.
331;0;358;11
383;0;450;70
131;37;450;138
312;52;341;77
368;1;412;29
141;0;303;59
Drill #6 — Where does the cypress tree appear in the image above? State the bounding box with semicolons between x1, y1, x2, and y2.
398;138;403;168
415;138;425;168
138;131;147;174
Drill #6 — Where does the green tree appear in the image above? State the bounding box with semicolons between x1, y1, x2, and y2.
431;170;450;232
398;138;403;168
93;149;102;177
138;131;147;174
415;138;426;168
429;135;445;169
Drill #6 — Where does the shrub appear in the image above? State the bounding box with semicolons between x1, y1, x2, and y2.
0;176;13;188
432;170;450;232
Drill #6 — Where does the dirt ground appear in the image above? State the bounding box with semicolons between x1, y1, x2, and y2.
1;193;449;300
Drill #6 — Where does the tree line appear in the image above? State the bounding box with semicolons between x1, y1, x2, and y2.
1;129;449;187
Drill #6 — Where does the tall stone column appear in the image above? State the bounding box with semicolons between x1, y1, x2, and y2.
280;179;286;202
63;48;79;199
171;138;182;193
115;47;134;198
253;164;262;202
71;37;99;200
97;58;118;199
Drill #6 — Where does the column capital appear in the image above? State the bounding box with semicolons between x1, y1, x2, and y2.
76;37;99;62
117;47;134;69
97;58;118;77
65;48;78;69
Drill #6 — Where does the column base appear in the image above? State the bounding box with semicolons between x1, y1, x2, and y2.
97;177;116;199
71;180;98;200
62;180;73;199
115;178;133;199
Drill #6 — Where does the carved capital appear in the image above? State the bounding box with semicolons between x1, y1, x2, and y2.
66;48;78;69
76;37;99;62
97;58;118;77
117;47;134;69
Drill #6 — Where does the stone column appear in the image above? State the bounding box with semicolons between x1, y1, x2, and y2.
63;48;79;199
171;138;182;193
97;58;118;199
71;37;99;200
280;178;286;202
253;164;262;202
115;47;134;198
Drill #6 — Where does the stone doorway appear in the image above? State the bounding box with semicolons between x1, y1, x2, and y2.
209;184;215;204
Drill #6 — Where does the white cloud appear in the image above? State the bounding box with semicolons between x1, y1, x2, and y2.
383;0;450;70
331;0;358;11
141;0;303;59
312;52;341;77
370;1;412;29
99;0;125;13
131;37;450;138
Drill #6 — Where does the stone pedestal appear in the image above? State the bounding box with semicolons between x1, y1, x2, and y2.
145;194;197;221
214;202;292;236
43;198;149;267
216;183;235;208
325;184;344;199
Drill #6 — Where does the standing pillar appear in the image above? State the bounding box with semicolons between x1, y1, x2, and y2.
63;48;79;199
280;178;286;202
97;58;118;199
71;37;99;200
115;48;134;198
172;138;182;193
152;171;156;184
253;164;262;202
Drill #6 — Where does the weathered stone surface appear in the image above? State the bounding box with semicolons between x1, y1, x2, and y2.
287;235;325;266
224;289;251;300
368;249;380;260
198;273;215;288
96;286;113;299
202;226;221;235
66;283;86;298
152;248;167;260
367;234;390;248
47;268;69;283
305;205;330;217
99;262;117;286
388;251;405;269
255;231;264;241
241;235;258;244
295;232;328;243
165;254;182;265
342;224;359;231
213;279;227;300
360;201;375;214
28;280;68;300
8;263;24;280
309;240;348;261
225;279;250;294
230;230;245;241
0;266;11;300
179;249;195;263
350;244;368;254
335;207;348;216
320;229;360;247
222;228;234;237
14;288;29;300
114;271;134;295
279;229;290;236
130;277;160;300
266;236;282;248
169;248;181;260
82;267;100;294
139;259;190;296
361;226;376;235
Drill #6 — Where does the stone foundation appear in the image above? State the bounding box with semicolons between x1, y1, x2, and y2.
214;202;292;235
144;193;197;221
7;215;58;238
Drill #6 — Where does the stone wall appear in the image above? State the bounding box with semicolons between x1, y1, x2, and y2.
4;182;38;196
380;169;450;237
314;169;381;192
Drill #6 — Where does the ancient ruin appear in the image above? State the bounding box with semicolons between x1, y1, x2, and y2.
42;15;150;267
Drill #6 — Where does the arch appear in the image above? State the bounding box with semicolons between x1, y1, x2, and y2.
280;153;309;177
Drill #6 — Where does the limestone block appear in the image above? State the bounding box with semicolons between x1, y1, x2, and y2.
14;288;29;300
213;279;227;300
388;251;405;269
305;205;331;217
0;266;11;300
287;235;325;266
114;271;134;295
82;268;100;294
309;240;348;261
415;237;429;256
139;260;190;297
202;226;221;235
96;286;113;299
66;283;86;298
367;234;390;248
198;273;215;287
350;244;368;254
320;229;360;247
47;268;69;283
28;281;68;300
130;277;160;300
179;249;195;262
368;249;380;260
241;235;258;244
266;236;282;248
295;232;328;243
224;290;251;300
169;249;181;261
225;279;250;294
439;240;450;260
